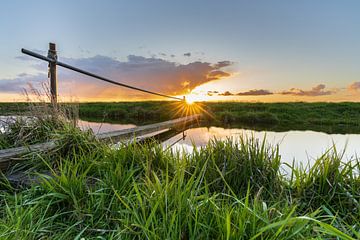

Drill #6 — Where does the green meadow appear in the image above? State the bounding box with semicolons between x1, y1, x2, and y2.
1;101;360;133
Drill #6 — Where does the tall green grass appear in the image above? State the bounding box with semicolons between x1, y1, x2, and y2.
0;100;78;150
288;148;360;225
0;117;359;239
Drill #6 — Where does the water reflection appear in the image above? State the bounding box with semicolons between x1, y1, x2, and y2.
162;127;360;167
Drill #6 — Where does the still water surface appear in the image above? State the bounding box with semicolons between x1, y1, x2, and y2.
79;119;360;167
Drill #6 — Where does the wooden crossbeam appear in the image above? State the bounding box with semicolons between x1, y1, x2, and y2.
97;114;200;142
0;114;200;168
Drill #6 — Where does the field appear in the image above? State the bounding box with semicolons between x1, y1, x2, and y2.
1;101;360;133
0;106;359;239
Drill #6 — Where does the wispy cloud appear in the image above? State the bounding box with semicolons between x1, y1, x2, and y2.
219;89;273;96
207;70;230;80
0;73;47;93
207;90;219;96
348;82;360;92
219;91;233;96
279;84;333;96
217;85;336;98
213;61;232;68
237;89;273;96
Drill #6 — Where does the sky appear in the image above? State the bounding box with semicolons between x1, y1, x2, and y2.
0;0;360;102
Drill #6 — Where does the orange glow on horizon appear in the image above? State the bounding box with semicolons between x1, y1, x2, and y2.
1;86;360;103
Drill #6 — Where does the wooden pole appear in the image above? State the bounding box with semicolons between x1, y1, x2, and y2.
48;43;57;107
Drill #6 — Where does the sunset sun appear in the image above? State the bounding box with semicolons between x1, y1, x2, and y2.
183;92;210;105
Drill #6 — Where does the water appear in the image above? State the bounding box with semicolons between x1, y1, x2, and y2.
78;119;360;167
162;127;360;167
2;116;360;167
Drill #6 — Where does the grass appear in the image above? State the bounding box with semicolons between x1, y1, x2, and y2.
2;101;360;133
0;114;359;239
204;102;360;133
0;103;78;150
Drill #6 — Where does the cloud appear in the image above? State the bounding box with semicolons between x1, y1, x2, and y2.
237;89;273;96
0;54;232;100
183;52;191;57
348;82;360;92
214;61;232;68
0;73;48;93
219;91;234;96
280;84;333;96
218;89;273;96
207;90;219;96
207;70;230;80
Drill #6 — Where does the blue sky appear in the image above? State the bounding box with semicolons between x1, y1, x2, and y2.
1;0;360;101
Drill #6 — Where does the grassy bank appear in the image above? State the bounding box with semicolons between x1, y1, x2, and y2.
0;116;359;239
2;101;360;133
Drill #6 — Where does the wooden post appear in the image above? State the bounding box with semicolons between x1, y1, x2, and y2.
48;43;57;107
